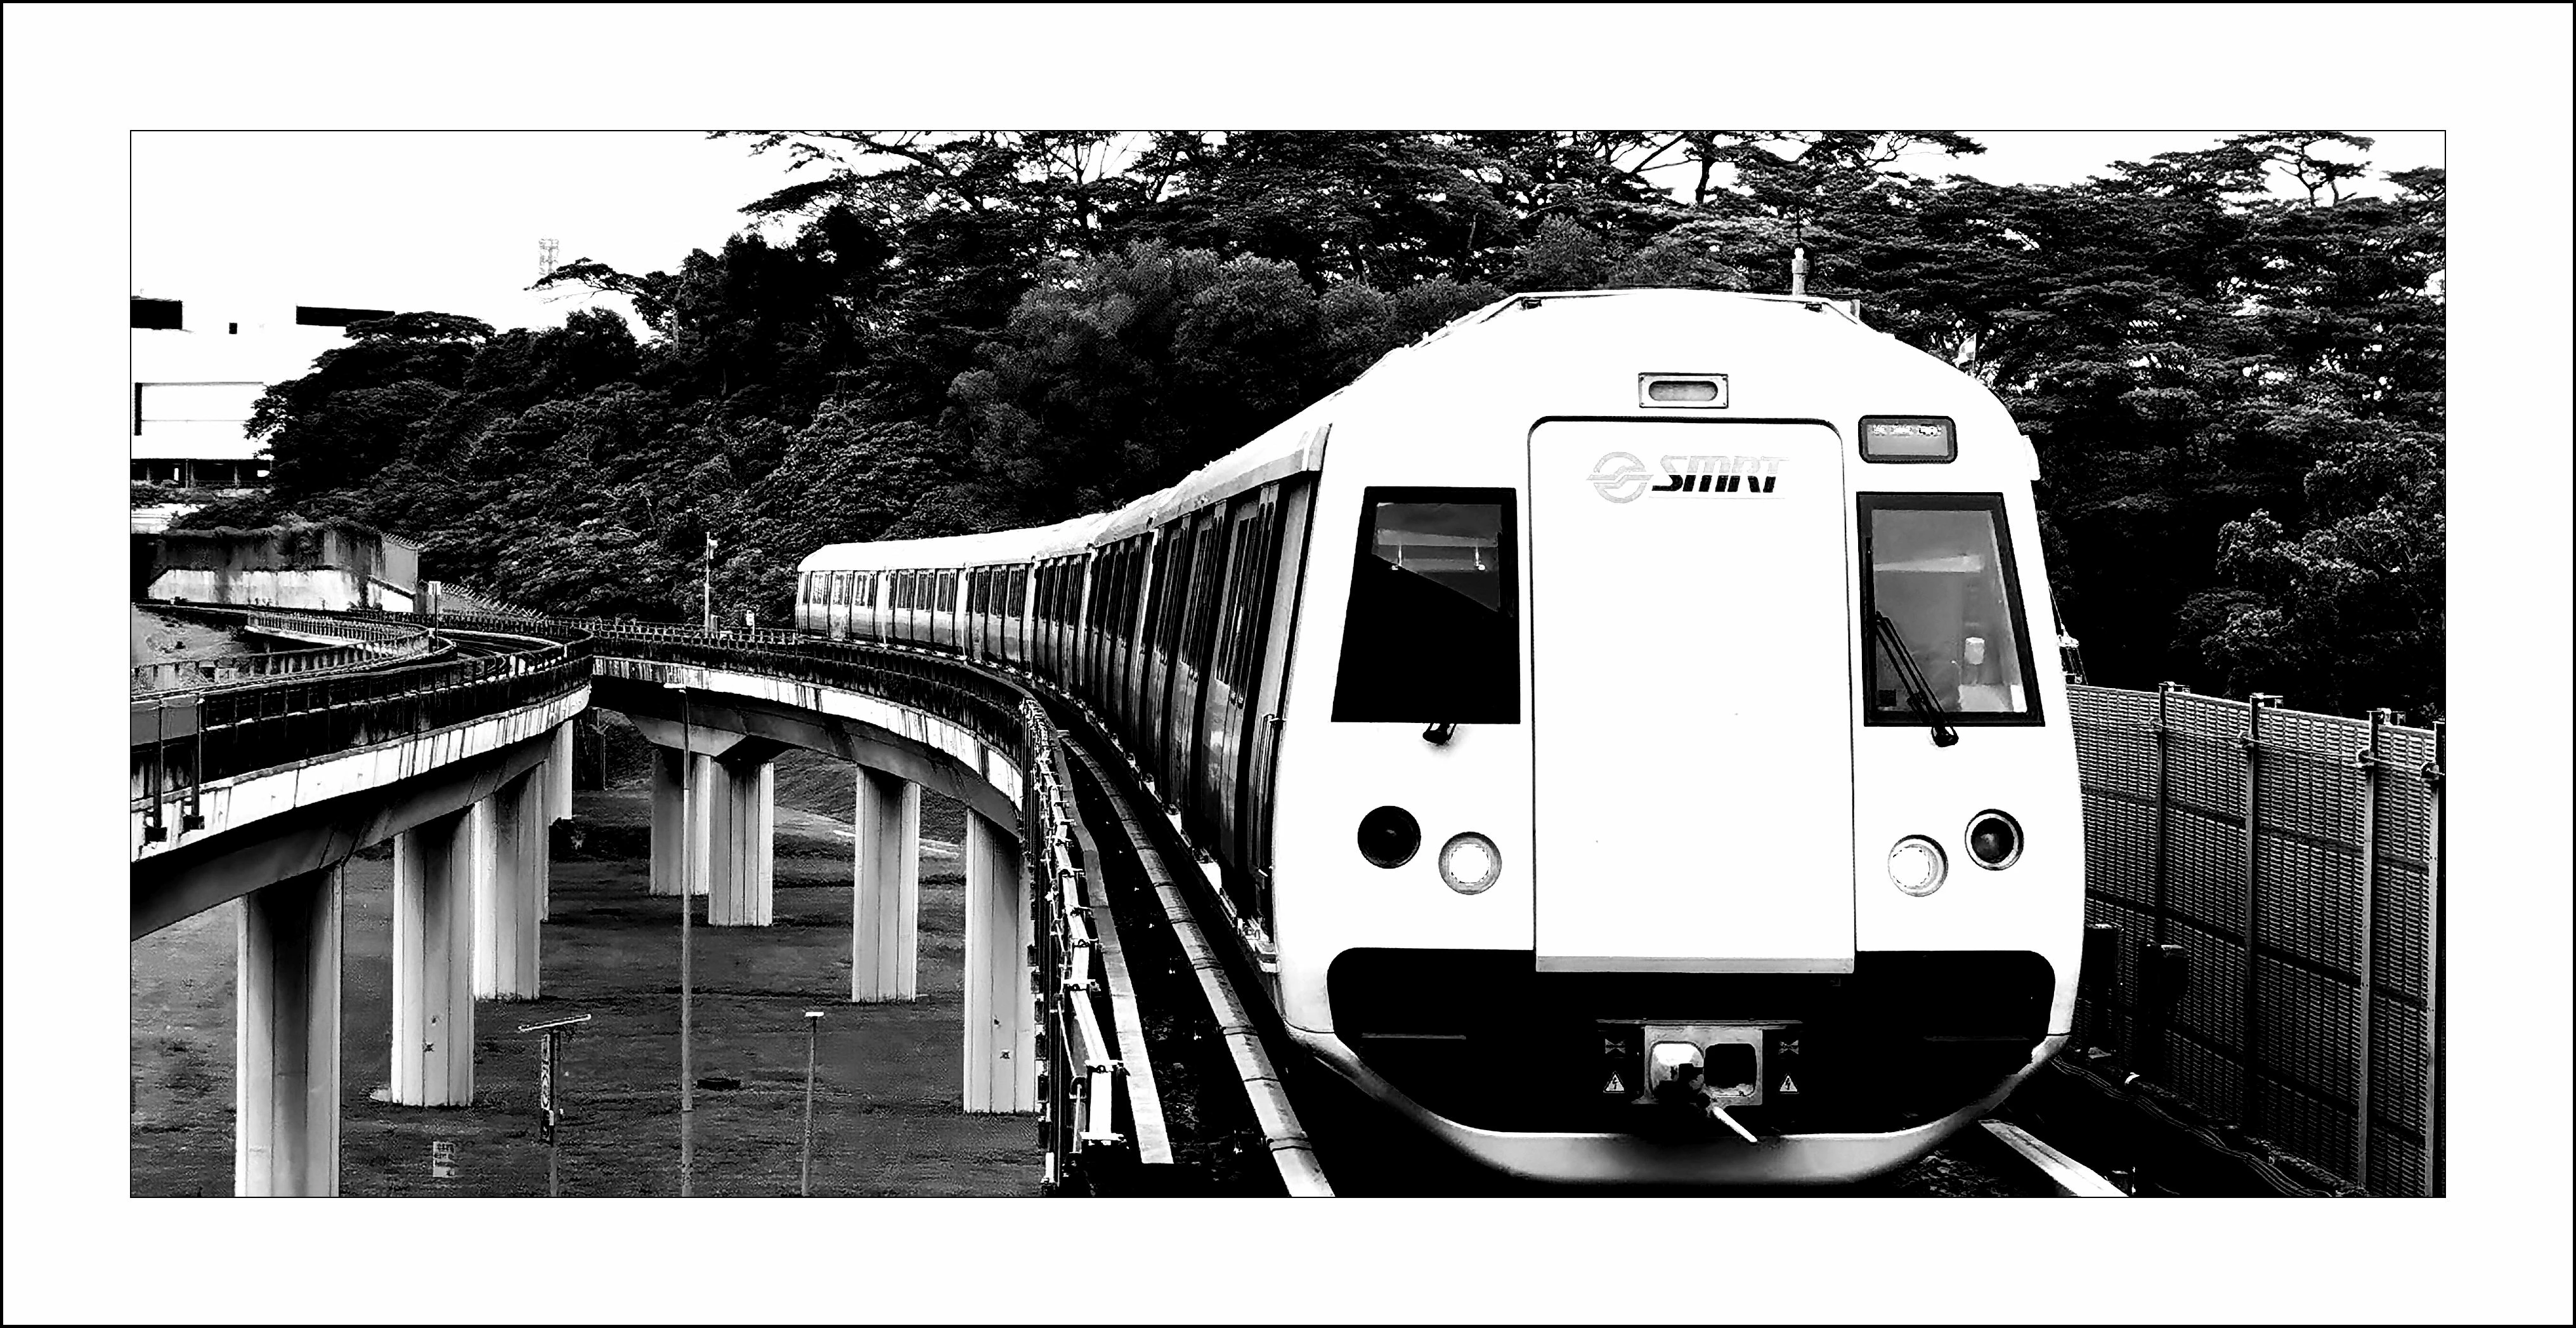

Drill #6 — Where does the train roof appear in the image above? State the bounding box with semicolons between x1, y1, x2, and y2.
801;512;1115;573
801;288;1962;574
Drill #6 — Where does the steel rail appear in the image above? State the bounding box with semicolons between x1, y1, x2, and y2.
1022;699;1148;1176
1062;738;1332;1197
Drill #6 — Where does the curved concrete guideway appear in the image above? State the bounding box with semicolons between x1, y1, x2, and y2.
145;635;1053;1197
594;656;1037;1116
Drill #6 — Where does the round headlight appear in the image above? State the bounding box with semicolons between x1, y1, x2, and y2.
1966;810;2023;869
1438;832;1502;894
1888;835;1947;896
1356;805;1421;868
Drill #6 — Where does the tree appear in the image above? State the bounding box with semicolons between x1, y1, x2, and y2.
228;131;2440;715
250;312;492;497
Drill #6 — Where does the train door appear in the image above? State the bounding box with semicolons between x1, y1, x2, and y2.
1128;538;1159;752
1165;507;1226;826
1037;564;1055;680
1143;526;1188;795
982;567;996;661
1241;476;1317;926
833;571;854;639
1114;544;1143;745
1524;420;1855;973
1039;563;1058;681
1202;495;1280;905
1010;565;1029;668
1081;556;1102;709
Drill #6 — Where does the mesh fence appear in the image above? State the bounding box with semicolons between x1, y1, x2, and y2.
2067;684;2445;1196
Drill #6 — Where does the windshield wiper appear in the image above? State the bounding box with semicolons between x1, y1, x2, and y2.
1871;611;1960;748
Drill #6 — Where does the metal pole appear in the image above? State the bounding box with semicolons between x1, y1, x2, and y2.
545;1028;561;1199
2240;693;2279;1129
679;684;695;1198
519;1013;587;1198
2422;718;2445;1196
2145;682;2183;1080
801;1010;823;1197
2353;707;2390;1190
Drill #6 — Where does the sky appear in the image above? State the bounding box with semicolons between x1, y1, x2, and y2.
130;129;2446;338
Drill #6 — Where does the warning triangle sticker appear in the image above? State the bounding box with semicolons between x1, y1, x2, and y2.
1604;1073;1627;1094
1777;1073;1799;1095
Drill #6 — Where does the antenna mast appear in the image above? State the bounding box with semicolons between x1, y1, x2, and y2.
538;238;561;282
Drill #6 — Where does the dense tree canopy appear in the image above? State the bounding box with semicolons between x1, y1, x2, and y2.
188;131;2444;718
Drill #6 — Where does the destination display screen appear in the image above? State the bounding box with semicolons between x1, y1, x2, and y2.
1860;415;1956;462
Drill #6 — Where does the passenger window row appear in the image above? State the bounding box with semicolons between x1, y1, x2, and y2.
791;477;1318;930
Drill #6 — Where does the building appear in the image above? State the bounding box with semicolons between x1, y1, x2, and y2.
133;521;422;611
130;295;393;490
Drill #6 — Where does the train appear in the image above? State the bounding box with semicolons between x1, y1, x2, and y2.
796;287;2084;1185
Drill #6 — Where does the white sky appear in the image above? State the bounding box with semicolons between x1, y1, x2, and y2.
131;129;2446;337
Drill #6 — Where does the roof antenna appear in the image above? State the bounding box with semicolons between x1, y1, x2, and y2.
1789;214;1809;297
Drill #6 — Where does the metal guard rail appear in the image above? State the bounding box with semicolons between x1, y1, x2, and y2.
1022;698;1131;1188
133;611;441;696
429;613;1033;760
132;622;594;837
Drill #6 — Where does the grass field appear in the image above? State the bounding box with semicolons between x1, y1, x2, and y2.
129;748;1038;1197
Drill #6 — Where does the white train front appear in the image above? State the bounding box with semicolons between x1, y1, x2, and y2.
797;288;2085;1185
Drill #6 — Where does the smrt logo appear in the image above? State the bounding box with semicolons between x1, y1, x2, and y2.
1589;452;1785;503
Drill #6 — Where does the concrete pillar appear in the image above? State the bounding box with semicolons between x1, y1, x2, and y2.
550;721;575;823
851;767;921;1002
391;806;478;1106
236;866;342;1196
961;812;1036;1114
542;721;573;922
474;771;544;999
706;754;776;927
649;747;711;898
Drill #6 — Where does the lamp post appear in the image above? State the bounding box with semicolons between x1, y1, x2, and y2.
800;1010;824;1197
703;535;716;634
517;1013;591;1198
663;678;695;1197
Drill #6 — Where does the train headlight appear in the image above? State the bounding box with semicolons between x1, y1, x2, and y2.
1438;832;1502;894
1357;805;1421;868
1965;810;2024;869
1887;836;1947;896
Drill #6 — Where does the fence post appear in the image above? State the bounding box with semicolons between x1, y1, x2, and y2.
2351;707;2390;1190
2420;719;2444;1196
2145;682;2185;1082
2239;693;2279;1132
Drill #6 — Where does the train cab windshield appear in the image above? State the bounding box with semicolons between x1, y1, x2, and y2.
1332;486;1519;724
1860;493;2039;724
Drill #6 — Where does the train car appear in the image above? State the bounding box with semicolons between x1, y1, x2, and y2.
795;288;2085;1185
